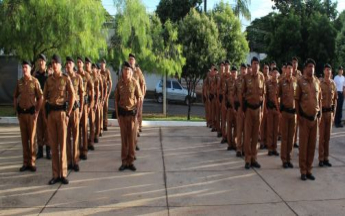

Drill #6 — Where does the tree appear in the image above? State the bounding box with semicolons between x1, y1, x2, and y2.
233;0;251;21
211;1;249;66
179;9;225;120
156;0;202;24
111;0;155;71
335;24;345;68
0;0;107;67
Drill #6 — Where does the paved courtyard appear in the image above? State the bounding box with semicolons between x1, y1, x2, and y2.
0;124;345;216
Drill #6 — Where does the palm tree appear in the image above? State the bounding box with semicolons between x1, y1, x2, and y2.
233;0;251;21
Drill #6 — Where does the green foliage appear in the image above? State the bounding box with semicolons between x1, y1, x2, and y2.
211;1;249;66
0;0;107;63
156;0;202;24
233;0;251;21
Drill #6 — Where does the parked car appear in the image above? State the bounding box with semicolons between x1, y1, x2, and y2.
154;79;196;105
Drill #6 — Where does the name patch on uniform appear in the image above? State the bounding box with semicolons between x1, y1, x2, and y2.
60;79;65;85
74;79;78;86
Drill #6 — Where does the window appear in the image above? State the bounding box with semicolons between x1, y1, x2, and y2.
172;81;182;90
166;81;171;89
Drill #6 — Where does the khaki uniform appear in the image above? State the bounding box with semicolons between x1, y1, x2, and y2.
43;73;75;179
260;74;271;147
215;73;222;134
132;67;146;132
100;69;112;130
293;69;303;145
319;78;337;162
295;75;322;175
34;70;49;149
265;79;280;152
221;73;231;140
66;72;83;166
225;77;237;148
203;76;211;127
243;72;265;164
95;74;104;139
234;75;245;154
209;75;217;129
78;70;94;157
89;71;99;147
279;76;297;163
115;78;142;166
14;77;43;167
100;73;108;133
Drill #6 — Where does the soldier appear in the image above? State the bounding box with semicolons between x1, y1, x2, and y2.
270;61;277;71
295;58;322;181
99;63;107;136
260;62;271;149
209;66;218;132
216;62;224;137
225;66;238;150
128;54;146;135
247;64;252;74
334;66;344;128
100;59;112;131
220;61;231;143
234;63;247;157
292;57;302;148
203;71;211;128
44;54;75;185
14;61;43;172
66;57;84;172
241;57;265;169
34;54;51;160
266;67;280;156
279;62;297;168
92;63;103;143
85;57;96;151
319;64;337;167
115;62;142;171
77;57;94;160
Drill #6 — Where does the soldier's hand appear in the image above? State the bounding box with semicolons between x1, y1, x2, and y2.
65;116;69;126
34;111;39;120
117;118;121;126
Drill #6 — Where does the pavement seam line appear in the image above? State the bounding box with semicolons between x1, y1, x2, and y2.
159;127;170;216
38;170;72;215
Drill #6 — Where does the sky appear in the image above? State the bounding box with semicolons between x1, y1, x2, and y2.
102;0;345;28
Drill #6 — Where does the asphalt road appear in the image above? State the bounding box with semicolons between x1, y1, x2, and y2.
109;99;205;117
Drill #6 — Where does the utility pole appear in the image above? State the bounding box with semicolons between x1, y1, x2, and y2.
204;0;207;12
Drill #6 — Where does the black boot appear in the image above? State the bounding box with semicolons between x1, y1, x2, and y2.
36;146;43;159
46;146;51;160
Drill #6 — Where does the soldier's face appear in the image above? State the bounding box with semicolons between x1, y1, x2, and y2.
122;67;132;80
241;67;247;75
324;68;331;78
263;65;269;74
92;67;97;74
338;69;343;75
22;64;31;76
77;60;84;69
85;62;91;71
39;59;46;70
67;61;74;72
225;64;230;72
286;66;292;76
252;61;259;73
306;64;315;77
129;57;135;66
231;70;237;78
52;61;61;72
292;60;298;70
272;70;278;79
101;62;106;70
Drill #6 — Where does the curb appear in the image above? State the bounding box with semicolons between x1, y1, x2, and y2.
0;117;206;127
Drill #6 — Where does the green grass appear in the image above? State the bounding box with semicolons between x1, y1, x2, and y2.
0;106;16;117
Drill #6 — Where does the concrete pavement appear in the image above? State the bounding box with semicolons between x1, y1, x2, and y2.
0;125;345;216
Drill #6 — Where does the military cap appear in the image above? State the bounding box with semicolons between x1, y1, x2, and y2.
231;66;237;71
272;67;279;71
305;58;316;66
247;64;251;68
129;53;135;59
77;56;84;63
22;60;32;67
287;62;293;67
51;54;62;64
85;57;92;63
92;63;97;68
220;61;225;65
270;61;276;65
123;61;132;68
66;56;74;63
38;54;47;62
100;58;106;63
73;67;77;72
225;60;230;65
292;56;298;62
251;56;260;63
324;63;332;69
339;66;343;70
241;63;247;68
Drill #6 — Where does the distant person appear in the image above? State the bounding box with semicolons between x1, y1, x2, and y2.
334;66;344;127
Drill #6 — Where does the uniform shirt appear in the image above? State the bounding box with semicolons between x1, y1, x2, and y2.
242;71;266;105
132;67;146;97
43;72;74;106
266;79;279;108
221;72;231;96
208;75;217;95
320;78;337;108
115;77;142;111
279;76;297;109
91;72;100;101
333;75;345;92
234;75;244;103
225;76;236;106
14;76;43;109
67;72;83;101
100;68;112;93
101;73;108;97
34;69;48;91
78;70;94;100
293;70;302;79
295;75;322;117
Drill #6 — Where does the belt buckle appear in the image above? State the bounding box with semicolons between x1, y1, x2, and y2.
23;108;26;111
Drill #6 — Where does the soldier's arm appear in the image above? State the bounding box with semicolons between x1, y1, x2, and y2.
261;78;266;114
79;77;84;111
239;79;245;111
88;79;94;108
13;81;19;112
295;81;301;115
135;81;143;111
95;80;100;107
66;77;76;116
35;80;43;114
114;84;119;118
333;83;337;115
107;70;113;97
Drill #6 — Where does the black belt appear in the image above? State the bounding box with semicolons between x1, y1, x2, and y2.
322;105;334;113
234;101;240;111
72;101;80;111
17;105;35;115
245;101;262;110
84;95;89;104
219;94;223;103
299;106;319;121
49;103;67;111
266;100;277;109
281;106;296;114
209;94;214;101
118;107;137;117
